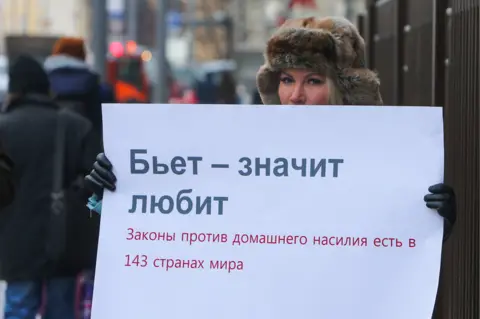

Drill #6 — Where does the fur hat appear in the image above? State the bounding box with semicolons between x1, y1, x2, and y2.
256;16;383;105
52;37;86;61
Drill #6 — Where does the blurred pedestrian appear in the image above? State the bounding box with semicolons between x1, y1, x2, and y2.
217;71;238;104
99;82;116;104
44;38;104;318
195;73;217;104
0;140;14;208
0;54;100;319
251;89;263;104
44;37;103;136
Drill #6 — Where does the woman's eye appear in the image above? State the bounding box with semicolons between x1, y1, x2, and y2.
280;77;293;84
307;78;324;85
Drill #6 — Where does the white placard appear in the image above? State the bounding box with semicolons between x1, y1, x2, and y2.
92;104;444;319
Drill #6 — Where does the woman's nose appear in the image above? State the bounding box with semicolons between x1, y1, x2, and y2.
289;84;306;104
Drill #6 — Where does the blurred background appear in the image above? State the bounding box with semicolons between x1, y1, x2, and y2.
0;0;366;105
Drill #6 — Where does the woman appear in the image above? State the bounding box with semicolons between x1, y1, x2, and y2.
84;16;457;237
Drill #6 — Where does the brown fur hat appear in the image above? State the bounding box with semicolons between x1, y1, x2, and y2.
256;16;383;105
52;37;86;61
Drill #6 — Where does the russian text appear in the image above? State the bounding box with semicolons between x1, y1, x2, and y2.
209;260;244;272
130;149;202;175
128;190;228;215
238;157;344;177
312;236;368;246
153;258;205;271
232;234;308;246
373;237;404;248
409;238;416;248
124;255;244;273
126;228;176;241
181;232;228;245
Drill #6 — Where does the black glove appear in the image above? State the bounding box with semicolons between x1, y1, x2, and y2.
424;183;456;240
84;153;116;199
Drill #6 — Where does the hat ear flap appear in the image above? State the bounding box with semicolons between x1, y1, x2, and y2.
256;65;281;105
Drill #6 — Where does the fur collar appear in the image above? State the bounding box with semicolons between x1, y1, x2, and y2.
44;54;90;72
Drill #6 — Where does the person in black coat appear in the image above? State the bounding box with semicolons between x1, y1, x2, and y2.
0;140;14;208
0;54;100;319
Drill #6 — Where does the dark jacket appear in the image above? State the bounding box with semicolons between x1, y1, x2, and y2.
99;82;116;103
217;72;238;104
251;89;263;105
195;74;217;104
44;55;103;135
0;143;14;208
0;94;100;281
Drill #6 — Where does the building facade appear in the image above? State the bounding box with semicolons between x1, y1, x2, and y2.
0;0;90;53
230;0;366;89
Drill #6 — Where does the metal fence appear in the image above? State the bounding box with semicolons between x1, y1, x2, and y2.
359;0;479;317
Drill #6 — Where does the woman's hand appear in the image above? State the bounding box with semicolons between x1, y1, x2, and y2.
84;153;116;199
424;183;456;240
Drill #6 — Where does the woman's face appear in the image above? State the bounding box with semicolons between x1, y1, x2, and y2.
277;69;329;105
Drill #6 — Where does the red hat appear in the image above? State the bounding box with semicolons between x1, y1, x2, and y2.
52;37;86;61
